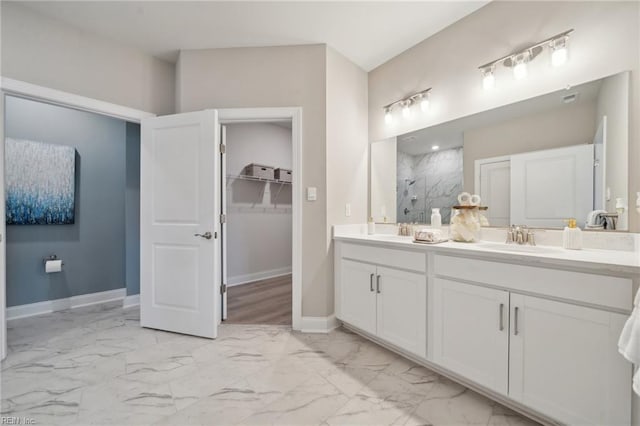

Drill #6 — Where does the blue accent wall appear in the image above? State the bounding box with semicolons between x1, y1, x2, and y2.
125;122;140;296
5;96;139;306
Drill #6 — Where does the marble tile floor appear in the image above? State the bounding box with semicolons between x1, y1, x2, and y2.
1;302;540;426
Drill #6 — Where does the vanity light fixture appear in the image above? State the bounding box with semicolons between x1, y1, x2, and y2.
478;29;574;87
382;88;432;124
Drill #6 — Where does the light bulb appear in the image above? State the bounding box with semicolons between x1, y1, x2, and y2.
482;70;495;90
513;61;528;80
402;102;411;119
431;145;439;151
384;108;393;124
551;46;567;67
550;37;568;67
420;97;430;112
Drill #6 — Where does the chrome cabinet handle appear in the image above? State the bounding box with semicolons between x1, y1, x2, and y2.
514;306;519;335
194;232;213;240
499;303;504;331
376;275;381;294
370;273;375;292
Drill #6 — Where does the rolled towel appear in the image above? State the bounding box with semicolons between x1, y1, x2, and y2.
414;228;444;243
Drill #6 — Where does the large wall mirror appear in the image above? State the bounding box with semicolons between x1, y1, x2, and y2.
370;71;630;231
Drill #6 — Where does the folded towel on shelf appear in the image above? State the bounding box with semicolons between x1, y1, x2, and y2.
619;289;640;396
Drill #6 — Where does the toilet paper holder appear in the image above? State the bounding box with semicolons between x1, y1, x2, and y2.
43;255;64;266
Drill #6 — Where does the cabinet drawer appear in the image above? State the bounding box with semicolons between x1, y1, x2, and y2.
341;243;426;273
434;255;632;312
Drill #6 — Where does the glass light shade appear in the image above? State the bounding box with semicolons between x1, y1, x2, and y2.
420;96;430;112
402;103;411;119
482;71;495;90
551;46;568;67
384;109;393;124
513;61;528;80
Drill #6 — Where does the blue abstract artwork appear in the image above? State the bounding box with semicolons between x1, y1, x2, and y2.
6;138;76;225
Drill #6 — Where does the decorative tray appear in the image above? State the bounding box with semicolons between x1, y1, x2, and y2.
412;238;449;245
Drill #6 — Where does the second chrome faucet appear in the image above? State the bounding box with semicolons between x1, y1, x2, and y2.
506;225;536;246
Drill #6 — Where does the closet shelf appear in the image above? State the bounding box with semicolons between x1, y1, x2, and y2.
226;174;292;185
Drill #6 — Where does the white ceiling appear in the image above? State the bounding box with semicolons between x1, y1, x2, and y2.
17;1;488;71
397;78;603;156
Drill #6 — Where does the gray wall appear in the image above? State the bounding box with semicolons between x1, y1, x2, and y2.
176;45;331;317
462;100;597;192
0;2;175;115
125;122;140;296
5;96;136;306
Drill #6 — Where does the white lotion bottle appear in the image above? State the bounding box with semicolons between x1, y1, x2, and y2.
562;218;582;250
431;208;442;228
367;217;375;235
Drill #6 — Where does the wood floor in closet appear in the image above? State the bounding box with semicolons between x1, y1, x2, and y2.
226;274;292;325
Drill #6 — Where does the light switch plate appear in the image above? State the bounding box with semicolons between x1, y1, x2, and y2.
307;187;317;201
345;203;351;217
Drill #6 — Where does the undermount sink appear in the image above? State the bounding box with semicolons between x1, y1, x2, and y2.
477;242;564;254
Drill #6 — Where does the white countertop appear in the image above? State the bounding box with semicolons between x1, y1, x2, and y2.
334;231;640;274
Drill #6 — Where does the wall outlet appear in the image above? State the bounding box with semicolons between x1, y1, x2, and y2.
345;203;351;217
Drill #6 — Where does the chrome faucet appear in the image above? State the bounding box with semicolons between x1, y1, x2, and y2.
506;225;536;246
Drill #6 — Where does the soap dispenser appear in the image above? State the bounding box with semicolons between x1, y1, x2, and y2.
563;218;582;250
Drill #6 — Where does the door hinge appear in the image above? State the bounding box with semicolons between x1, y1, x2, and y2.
220;214;226;224
220;284;227;294
220;143;226;154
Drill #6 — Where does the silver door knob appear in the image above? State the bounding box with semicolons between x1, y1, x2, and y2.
194;232;212;240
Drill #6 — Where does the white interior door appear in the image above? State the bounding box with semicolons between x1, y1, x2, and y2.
476;159;511;227
510;144;594;228
220;124;228;320
140;110;220;338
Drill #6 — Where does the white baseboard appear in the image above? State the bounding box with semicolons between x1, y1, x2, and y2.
122;294;140;309
7;288;126;321
227;267;292;287
300;315;340;333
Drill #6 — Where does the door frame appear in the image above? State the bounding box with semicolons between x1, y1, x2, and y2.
0;77;155;359
218;107;303;331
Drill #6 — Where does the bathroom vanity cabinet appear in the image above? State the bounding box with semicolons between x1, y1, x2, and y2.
334;236;637;426
336;243;427;357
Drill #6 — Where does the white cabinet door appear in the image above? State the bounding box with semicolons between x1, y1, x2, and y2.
140;110;219;338
509;294;631;426
510;144;594;228
432;278;509;394
376;266;427;357
340;259;377;336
